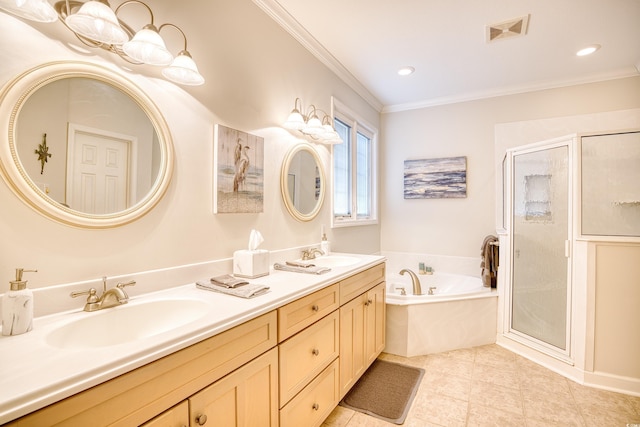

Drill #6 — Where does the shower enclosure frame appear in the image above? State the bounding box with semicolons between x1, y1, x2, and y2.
502;135;575;364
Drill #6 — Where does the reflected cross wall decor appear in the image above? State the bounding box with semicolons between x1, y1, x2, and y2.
404;156;467;199
214;124;264;213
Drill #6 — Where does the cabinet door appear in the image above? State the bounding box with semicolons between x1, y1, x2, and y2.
141;401;189;427
339;282;386;399
339;293;367;398
189;347;278;427
364;283;386;367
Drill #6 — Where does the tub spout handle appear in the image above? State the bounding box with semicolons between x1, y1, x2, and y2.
397;286;406;296
428;286;437;295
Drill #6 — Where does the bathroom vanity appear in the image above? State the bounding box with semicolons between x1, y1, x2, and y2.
1;255;385;427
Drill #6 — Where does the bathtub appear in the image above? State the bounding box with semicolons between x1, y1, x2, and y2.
384;272;498;357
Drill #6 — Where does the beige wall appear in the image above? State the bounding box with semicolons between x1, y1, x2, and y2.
593;243;640;379
380;77;640;258
0;0;381;289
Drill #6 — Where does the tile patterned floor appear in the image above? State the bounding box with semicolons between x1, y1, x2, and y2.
322;344;640;427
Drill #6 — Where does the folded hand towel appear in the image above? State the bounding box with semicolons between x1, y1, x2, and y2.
285;260;315;268
210;274;249;288
273;262;331;275
196;280;269;298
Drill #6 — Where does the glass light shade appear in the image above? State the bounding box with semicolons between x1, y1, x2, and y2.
122;25;173;65
320;126;343;144
283;109;306;130
302;114;324;135
0;0;58;22
65;1;129;45
162;51;205;86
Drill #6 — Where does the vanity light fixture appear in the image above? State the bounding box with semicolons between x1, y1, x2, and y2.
0;0;204;86
283;98;343;144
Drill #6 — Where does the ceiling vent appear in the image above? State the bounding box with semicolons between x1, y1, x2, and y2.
486;14;530;42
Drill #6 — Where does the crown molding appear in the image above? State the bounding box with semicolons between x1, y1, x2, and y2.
252;0;383;112
382;69;640;114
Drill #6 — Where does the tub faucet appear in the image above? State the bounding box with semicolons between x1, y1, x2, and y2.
399;269;422;295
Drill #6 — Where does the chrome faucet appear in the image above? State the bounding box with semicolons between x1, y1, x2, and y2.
71;276;136;312
399;269;422;295
301;248;325;260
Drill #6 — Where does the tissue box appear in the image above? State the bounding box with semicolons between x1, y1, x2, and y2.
233;249;269;278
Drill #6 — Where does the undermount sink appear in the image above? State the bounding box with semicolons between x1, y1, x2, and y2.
309;255;360;268
46;298;211;349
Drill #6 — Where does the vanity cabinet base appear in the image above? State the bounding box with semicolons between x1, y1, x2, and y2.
7;312;277;427
8;262;386;427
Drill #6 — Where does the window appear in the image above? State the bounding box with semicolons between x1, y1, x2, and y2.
331;99;377;227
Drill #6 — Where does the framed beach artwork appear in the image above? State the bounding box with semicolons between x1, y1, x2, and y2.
404;156;467;199
213;124;264;213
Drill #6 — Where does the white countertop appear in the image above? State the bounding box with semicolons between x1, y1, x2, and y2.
0;253;385;424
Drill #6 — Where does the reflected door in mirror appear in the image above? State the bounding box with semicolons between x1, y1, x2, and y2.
67;125;134;214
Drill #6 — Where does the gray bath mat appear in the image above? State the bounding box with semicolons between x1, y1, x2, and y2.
340;359;424;424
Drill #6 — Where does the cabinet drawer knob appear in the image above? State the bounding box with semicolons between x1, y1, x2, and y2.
365;299;373;306
312;348;320;356
312;403;320;411
311;304;319;312
195;414;208;425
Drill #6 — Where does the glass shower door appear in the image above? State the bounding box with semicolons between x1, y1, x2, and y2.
511;143;570;352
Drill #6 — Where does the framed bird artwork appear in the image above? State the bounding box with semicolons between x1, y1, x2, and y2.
213;124;265;213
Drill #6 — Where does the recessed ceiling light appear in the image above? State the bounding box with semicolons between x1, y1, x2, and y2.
576;44;601;56
398;66;415;76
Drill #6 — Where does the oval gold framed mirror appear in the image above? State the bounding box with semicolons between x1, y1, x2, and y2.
0;61;174;228
280;143;325;222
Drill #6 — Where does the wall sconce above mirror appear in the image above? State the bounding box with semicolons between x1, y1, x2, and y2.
280;143;325;221
0;61;174;228
0;0;204;86
283;98;343;145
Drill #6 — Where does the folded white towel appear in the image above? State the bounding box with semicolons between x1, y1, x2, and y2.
210;274;249;288
285;260;315;268
196;281;270;298
273;263;331;275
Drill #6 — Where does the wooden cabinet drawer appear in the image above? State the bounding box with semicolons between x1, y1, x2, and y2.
278;283;339;342
279;359;339;427
279;310;339;405
141;401;188;427
339;263;385;305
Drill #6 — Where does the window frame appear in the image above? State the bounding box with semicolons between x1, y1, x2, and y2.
330;97;378;228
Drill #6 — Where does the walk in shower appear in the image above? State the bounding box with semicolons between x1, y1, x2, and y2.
493;106;640;396
498;128;640;395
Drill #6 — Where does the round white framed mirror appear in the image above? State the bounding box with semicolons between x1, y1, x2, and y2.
0;61;174;228
280;143;325;222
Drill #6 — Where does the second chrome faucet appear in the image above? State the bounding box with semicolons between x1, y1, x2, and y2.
71;276;136;312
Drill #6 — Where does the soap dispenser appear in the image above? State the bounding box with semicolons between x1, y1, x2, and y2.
320;226;330;255
2;268;37;336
